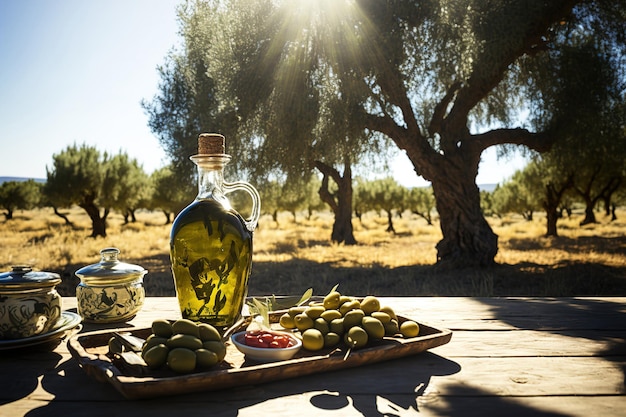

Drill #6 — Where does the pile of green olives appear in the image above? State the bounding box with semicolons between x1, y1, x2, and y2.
279;291;420;352
140;319;227;373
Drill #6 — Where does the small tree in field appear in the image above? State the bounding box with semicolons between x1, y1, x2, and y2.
103;154;151;224
407;186;436;226
0;180;41;220
149;166;192;224
45;144;112;237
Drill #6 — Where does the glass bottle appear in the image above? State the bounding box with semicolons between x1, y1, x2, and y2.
170;133;260;330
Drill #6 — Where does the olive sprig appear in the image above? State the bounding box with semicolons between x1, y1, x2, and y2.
246;288;313;330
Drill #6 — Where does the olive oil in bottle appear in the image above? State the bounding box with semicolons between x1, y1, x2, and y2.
170;133;260;329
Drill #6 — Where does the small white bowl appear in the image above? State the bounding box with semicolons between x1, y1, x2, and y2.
231;330;302;363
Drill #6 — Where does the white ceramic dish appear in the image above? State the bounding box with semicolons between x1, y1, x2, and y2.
231;330;302;362
0;311;82;350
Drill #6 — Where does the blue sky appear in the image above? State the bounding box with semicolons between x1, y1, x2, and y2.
0;0;526;186
0;0;179;179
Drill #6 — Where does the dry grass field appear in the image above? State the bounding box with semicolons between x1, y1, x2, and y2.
2;206;625;297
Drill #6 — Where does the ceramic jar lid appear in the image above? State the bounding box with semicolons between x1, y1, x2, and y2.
75;248;146;286
0;265;61;291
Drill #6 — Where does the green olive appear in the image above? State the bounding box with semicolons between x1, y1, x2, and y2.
362;316;385;340
339;299;361;315
329;318;345;335
151;319;173;338
343;309;365;329
384;319;400;336
195;348;219;368
320;309;342;322
142;335;168;355
171;319;200;337
371;311;392;323
198;323;221;342
314;317;330;334
324;332;341;348
143;344;169;369
323;291;341;310
400;320;420;338
305;305;325;319
166;334;203;350
202;340;227;362
360;296;381;315
344;326;368;349
279;313;296;329
167;348;197;373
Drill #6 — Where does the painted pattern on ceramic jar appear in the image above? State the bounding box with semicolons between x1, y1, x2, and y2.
75;248;147;323
0;266;62;339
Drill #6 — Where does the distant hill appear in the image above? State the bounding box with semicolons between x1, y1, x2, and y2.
0;177;46;184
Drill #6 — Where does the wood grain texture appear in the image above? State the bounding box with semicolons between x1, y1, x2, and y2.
0;296;624;417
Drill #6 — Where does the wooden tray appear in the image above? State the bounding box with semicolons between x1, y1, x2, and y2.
67;312;452;399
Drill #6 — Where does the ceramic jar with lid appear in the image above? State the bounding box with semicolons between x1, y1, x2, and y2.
75;248;147;323
0;266;62;339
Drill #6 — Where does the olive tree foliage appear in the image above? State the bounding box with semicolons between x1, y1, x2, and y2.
44;144;107;237
149;166;192;224
355;177;406;233
44;144;146;237
141;5;239;190
491;168;543;221
104;154;151;224
254;174;323;226
177;0;626;267
0;180;41;220
406;186;436;226
169;0;395;246
526;30;626;227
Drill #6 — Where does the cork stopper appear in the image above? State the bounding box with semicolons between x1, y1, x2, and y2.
197;133;226;155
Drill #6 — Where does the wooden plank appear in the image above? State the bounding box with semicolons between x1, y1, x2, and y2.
394;297;626;331
3;395;624;417
4;350;623;403
61;296;626;331
433;329;626;357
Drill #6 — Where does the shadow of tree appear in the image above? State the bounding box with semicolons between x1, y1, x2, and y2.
476;297;626;397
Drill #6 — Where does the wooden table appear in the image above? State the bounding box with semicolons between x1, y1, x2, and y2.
1;297;624;416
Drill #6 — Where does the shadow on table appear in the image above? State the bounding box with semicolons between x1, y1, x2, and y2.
477;297;626;389
27;349;585;417
0;344;63;407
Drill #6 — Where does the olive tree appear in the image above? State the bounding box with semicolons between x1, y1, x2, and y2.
154;0;624;267
0;180;41;220
44;145;148;237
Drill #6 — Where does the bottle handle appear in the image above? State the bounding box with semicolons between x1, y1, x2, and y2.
223;181;261;232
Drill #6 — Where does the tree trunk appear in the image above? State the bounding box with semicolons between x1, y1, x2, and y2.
431;173;498;268
543;177;573;237
52;207;73;226
80;202;107;237
579;202;596;226
315;160;357;245
386;210;396;234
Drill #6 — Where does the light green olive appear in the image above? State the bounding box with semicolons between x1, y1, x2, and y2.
167;348;197;373
202;340;227;362
198;323;221;342
166;334;203;350
195;348;219;368
171;319;201;337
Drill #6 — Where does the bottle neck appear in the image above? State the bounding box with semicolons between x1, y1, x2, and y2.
191;155;231;201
